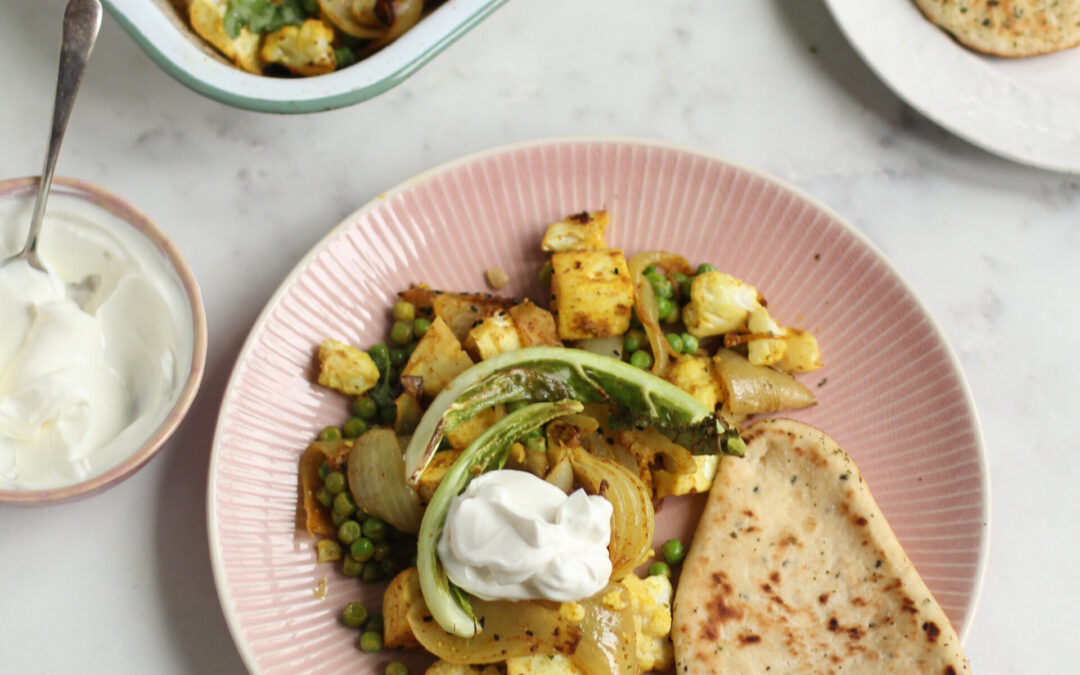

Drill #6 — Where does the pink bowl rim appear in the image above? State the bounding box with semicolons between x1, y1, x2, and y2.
0;176;208;504
206;136;990;671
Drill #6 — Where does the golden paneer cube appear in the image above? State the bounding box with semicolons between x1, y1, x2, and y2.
401;317;474;398
541;210;610;252
665;355;723;411
550;249;634;340
317;339;380;395
509;300;562;347
465;311;523;360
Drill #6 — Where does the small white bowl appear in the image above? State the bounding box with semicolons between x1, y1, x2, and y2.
0;177;207;504
104;0;507;113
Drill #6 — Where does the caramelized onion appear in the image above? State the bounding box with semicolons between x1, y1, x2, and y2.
713;348;816;416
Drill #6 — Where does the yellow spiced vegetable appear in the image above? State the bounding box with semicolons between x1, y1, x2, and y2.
260;19;336;76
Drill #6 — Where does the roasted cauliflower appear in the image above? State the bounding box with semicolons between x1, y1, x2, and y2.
260;18;336;76
317;339;380;395
682;270;762;338
189;0;263;74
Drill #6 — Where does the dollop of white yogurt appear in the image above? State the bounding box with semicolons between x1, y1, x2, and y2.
0;193;193;490
438;469;613;602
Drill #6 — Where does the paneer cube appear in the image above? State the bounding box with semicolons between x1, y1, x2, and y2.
401;317;474;397
541;210;610;252
509;300;562;347
665;355;723;411
317;339;380;395
465;311;523;360
550;250;634;340
433;293;515;343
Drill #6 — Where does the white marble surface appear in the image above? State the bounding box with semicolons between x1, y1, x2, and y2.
0;0;1076;672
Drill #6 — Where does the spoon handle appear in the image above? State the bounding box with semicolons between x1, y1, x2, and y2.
24;0;102;256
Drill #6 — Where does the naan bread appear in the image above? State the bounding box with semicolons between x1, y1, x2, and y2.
672;419;968;674
914;0;1080;57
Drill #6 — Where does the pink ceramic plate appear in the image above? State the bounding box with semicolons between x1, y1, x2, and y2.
208;137;988;673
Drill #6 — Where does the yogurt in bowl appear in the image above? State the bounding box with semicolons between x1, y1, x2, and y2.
0;177;206;502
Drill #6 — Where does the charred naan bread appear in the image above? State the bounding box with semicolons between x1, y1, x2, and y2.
672;419;968;674
914;0;1080;57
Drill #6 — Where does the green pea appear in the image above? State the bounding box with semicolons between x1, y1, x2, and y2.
352;396;378;420
648;562;671;578
657;297;674;320
341;602;368;628
385;662;409;675
726;436;747;456
681;333;699;354
646;272;673;299
324;470;346;494
662;539;686;565
368;343;390;371
696;263;717;275
333;491;357;517
525;435;546;454
392;301;416;322
665;333;683;353
364;614;385;634
343;417;368;439
538;261;553;287
316;539;342;563
318;426;342;442
331;511;349;528
506;400;529;414
381;558;403;578
630;350;653;370
643;264;656;275
623;329;645;353
662;301;680;325
359;630;383;653
413;317;432;339
390;321;413;345
333;45;356;69
342;557;363;577
362;518;388;542
362;560;384;583
317;461;331;481
338;520;362;545
350;537;375;562
672;272;692;298
374;541;393;562
315;488;333;509
390;349;409;368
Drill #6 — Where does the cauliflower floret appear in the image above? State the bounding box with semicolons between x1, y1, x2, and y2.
465;311;523;360
541;211;610;252
260;19;336;76
746;305;788;367
189;0;262;73
682;270;762;338
665;355;723;411
426;662;502;675
652;454;719;499
551;249;635;340
559;601;586;624
506;654;582;674
317;339;380;395
620;573;674;672
401;316;474;397
776;328;823;373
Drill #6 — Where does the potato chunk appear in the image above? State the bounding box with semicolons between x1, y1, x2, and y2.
383;568;422;649
415;449;463;503
541;210;610;252
465;311;523;360
509;300;562;347
401;317;474;397
550;250;634;340
317;339;380;395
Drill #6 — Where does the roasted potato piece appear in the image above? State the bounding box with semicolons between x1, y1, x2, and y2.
383;568;423;649
415;449;463;503
401;317;474;398
445;406;501;449
541;210;610;252
317;339;380;395
509;300;561;347
550;250;634;340
433;293;516;343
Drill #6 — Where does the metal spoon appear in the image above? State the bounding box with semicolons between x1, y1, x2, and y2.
1;0;102;272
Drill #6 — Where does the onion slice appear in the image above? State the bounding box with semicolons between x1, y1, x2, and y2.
347;430;424;533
